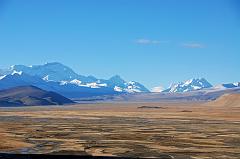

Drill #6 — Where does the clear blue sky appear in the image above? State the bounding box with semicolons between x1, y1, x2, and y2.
0;0;239;89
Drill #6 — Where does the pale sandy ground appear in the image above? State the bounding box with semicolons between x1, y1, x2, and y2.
0;95;240;158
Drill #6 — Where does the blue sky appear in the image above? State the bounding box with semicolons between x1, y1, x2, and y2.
0;0;239;89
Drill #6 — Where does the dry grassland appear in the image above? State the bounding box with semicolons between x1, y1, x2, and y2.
0;99;240;158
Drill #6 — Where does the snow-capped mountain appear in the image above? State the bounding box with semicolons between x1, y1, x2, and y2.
163;78;213;93
0;62;150;97
214;82;240;89
112;80;149;93
10;62;97;83
99;75;149;93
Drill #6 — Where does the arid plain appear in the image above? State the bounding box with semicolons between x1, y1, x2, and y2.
0;94;240;159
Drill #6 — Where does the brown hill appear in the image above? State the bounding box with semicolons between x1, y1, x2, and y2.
207;93;240;107
0;86;74;107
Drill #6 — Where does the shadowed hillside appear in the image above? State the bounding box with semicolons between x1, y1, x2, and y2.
0;86;74;106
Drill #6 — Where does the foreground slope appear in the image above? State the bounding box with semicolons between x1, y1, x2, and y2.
0;86;74;106
207;93;240;107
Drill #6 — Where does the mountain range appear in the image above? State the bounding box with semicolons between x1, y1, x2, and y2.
154;78;240;93
0;62;149;98
0;62;239;98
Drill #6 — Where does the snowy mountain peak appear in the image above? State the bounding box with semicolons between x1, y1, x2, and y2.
9;62;82;82
183;78;210;87
163;78;212;93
